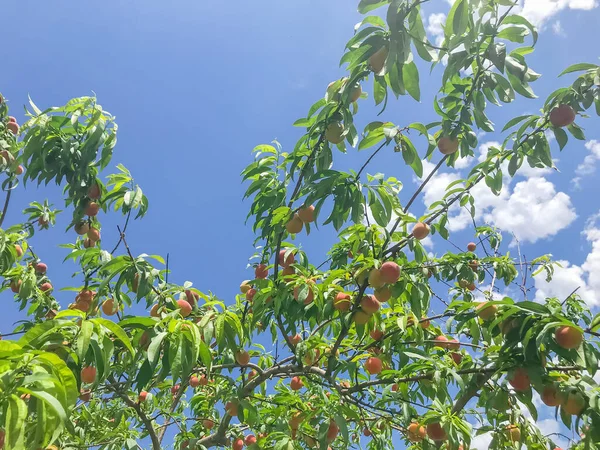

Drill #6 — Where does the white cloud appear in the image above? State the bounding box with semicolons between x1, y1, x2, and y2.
534;212;600;306
518;0;598;27
572;140;600;188
427;13;447;47
551;20;566;35
471;432;493;450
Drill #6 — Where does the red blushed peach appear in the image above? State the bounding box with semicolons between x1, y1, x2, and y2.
88;183;101;200
176;299;192;317
254;264;268;279
555;326;583;350
550;104;576;128
286;214;303;234
334;292;352;311
81;366;97;383
40;282;53;293
278;249;295;267
426;422;446;442
360;295;380;314
298;205;315;223
508;368;530;392
379;261;400;283
437;136;459;155
412;222;429;240
235;350;250;366
85;202;100;216
365;357;382;375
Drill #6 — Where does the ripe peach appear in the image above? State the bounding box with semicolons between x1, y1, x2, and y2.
451;352;462;364
139;391;148;402
87;227;100;242
467;242;476;252
236;350;250;366
290;376;304;390
326;420;339;441
240;280;251;294
171;384;180;395
508;368;530;392
369;46;388;73
438;136;459;155
40;282;53;293
289;412;303;429
289;333;302;346
293;283;314;304
407;422;426;442
6;121;19;135
550;104;576;128
10;279;21;293
286;214;303;234
198;375;209;386
203;419;215;429
14;244;23;257
83;238;95;248
150;303;161;318
75;222;90;235
419;318;430;329
354;310;371;325
368;268;385;288
281;265;295;277
365;356;383;375
370;329;384;341
476;302;497;320
254;264;268;279
325;122;344;144
433;335;449;348
245;435;257;445
412;222;430;240
555;326;583;350
81;366;97;383
189;376;200;388
102;298;118;316
232;438;244;450
426;422;446;441
79;389;91;402
88;183;101;200
334;292;352;311
469;260;479;271
360;295;380;314
505;425;520;442
563;391;585;415
278;249;295;267
15;165;23;175
379;261;400;283
177;299;192;317
298;205;315;223
363;428;372;437
225;401;239;416
85;202;100;216
374;286;391;303
541;384;563;407
185;289;199;306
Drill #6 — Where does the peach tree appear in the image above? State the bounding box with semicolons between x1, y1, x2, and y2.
1;0;600;449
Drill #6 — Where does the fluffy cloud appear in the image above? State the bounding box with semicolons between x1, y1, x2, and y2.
427;13;446;46
572;140;600;188
415;142;576;243
534;211;600;306
517;0;598;27
551;20;566;35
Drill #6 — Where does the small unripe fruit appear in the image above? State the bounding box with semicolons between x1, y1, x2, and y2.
325;121;345;144
177;299;192;317
40;282;53;293
368;268;385;288
14;244;23;257
369;46;388;73
85;202;100;216
75;222;90;235
437;136;459;155
236;350;250;366
555;326;583;349
550;104;576;128
139;391;148;402
298;205;315;223
286;214;303;234
240;280;251;293
412;222;429;240
254;264;268;279
467;242;476;251
81;366;97;383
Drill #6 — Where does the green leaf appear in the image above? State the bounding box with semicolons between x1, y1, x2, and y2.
559;62;598;76
502;114;531;132
489;43;506;73
76;320;94;363
402;62;420;101
358;0;389;13
148;332;168;366
92;318;134;355
553;127;568;150
6;395;26;449
497;25;528;44
503;15;538;44
567;123;585;140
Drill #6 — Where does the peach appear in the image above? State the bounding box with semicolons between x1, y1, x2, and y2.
368;46;388;73
254;264;268;279
508;368;530;392
298;205;315;223
232;438;244;450
14;244;23;257
85;202;100;216
476;302;497;320
236;350;250;366
349;83;362;103
379;261;400;283
278;249;295;267
426;422;446;441
240;280;252;294
325;122;344;144
433;335;449;348
15;165;23;175
245;435;257;445
139;391;148;402
185;289;199;306
177;299;192;317
203;419;215;429
360;295;380;314
40;282;53;293
225;401;239;416
75;222;90;235
370;329;384;341
563;392;585;415
286;214;303;234
541;384;563;407
293;284;314;304
289;333;302;346
467;242;476;252
505;425;520;442
245;288;257;302
365;357;383;375
451;352;462;364
334;292;352;311
81;366;97;383
6;121;19;135
326;420;339;441
189;376;200;388
150;303;161;318
290;376;304;391
102;298;118;316
437;136;459;155
407;423;426;442
555;326;583;350
354;310;371;325
374;286;391;303
83;238;95;248
10;279;21;293
88;183;101;200
550;104;576;128
412;222;430;240
368;268;385;288
87;227;100;242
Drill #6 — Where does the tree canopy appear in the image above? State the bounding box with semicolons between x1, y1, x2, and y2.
1;0;600;449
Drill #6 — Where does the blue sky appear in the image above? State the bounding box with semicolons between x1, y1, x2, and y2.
2;0;600;448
